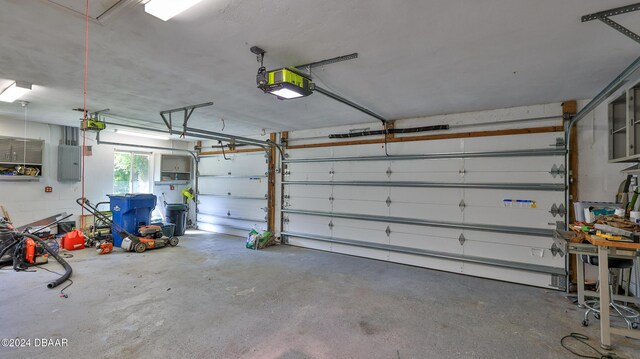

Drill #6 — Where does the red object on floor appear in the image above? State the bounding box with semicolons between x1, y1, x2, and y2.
61;230;85;251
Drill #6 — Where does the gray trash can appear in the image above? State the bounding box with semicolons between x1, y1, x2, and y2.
165;204;188;236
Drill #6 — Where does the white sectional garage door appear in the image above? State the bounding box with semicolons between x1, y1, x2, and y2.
282;131;567;289
197;152;269;236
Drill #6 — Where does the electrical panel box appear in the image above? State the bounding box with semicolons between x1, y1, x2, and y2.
58;145;81;182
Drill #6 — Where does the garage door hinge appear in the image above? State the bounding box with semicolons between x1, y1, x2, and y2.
385;226;391;236
261;207;268;212
329;169;335;176
283;202;291;208
328;220;333;229
329;196;334;202
550;243;564;257
283;216;290;223
284;170;291;176
554;137;565;148
549;203;566;218
458;233;466;245
386;196;392;207
227;210;231;216
459;199;466;212
549;164;565;178
459;169;466;177
265;194;269;199
386;167;392;178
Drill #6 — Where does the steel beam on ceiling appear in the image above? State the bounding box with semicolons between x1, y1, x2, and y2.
313;85;387;124
581;3;640;45
159;102;213;134
581;3;640;22
295;53;359;71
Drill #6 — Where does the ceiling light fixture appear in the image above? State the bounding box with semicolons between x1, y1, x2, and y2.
0;81;32;103
251;46;313;100
259;68;313;99
144;0;203;21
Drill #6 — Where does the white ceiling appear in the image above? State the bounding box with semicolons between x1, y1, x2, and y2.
0;0;639;135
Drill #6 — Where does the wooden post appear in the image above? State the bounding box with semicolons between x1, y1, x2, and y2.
267;133;277;233
562;100;578;288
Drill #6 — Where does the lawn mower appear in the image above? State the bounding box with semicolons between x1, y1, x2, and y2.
83;201;114;253
76;198;179;253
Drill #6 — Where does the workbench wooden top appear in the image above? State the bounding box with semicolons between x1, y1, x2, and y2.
585;234;640;250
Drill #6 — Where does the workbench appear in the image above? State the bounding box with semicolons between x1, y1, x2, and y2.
553;230;640;349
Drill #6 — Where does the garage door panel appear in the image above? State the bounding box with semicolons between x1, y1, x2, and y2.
391;158;463;173
198;150;268;235
332;143;388;157
463;189;562;227
287;162;333;181
288;237;332;251
389;139;463;153
462;263;558;289
461;230;555;248
286;184;332;199
200;156;267;176
463;240;563;268
227;181;267;197
464;156;564;174
332;199;389;216
391;160;463;182
284;214;332;236
286;196;332;212
332;186;388;201
462;132;562;152
389;223;462;241
464;172;564;184
282;128;567;289
390;187;463;205
390;231;463;254
389;252;464;273
331;218;389;244
390;203;462;223
333;161;390;181
197;213;265;229
330;243;389;261
464;207;557;229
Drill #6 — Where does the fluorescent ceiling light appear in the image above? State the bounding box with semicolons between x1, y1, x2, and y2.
144;0;203;21
0;81;32;103
270;88;305;99
115;129;169;140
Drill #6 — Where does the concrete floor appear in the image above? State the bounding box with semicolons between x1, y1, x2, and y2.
1;231;639;359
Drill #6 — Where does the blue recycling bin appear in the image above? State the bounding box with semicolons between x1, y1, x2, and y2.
108;194;157;247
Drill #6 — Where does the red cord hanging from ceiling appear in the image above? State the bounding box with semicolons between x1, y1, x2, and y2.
81;0;89;229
